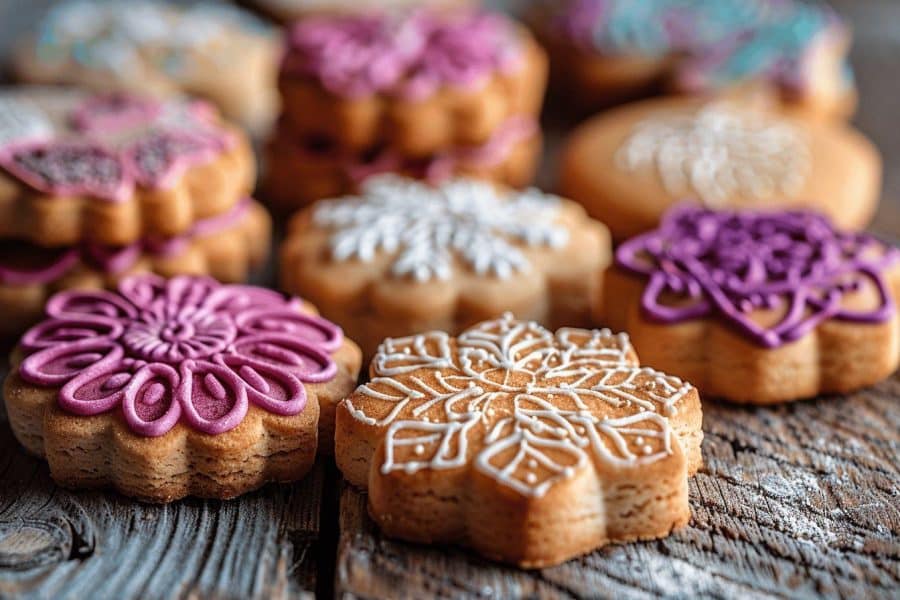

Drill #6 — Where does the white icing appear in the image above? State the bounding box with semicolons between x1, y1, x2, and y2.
0;97;54;145
348;314;694;498
615;103;811;207
313;176;570;282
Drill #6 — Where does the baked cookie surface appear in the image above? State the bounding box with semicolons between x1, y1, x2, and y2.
3;274;362;502
335;314;703;568
280;176;611;357
0;199;270;338
560;97;880;241
600;206;900;404
535;0;855;119
0;89;255;247
13;0;279;133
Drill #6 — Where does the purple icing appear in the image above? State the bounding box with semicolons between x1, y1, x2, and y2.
18;274;343;437
283;10;522;100
123;129;229;189
616;206;900;348
70;94;161;133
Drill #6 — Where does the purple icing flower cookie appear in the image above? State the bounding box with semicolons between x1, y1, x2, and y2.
3;274;362;502
601;206;900;404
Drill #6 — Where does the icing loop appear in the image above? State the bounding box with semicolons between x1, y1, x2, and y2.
349;314;692;497
616;206;900;347
18;274;343;436
313;175;569;282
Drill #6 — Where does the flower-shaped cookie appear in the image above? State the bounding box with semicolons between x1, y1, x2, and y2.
0;89;254;247
280;176;612;356
336;314;702;567
4;274;361;501
601;206;900;404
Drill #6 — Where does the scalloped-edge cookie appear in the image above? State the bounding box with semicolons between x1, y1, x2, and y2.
277;9;547;157
3;274;362;502
0;198;271;338
0;88;254;247
263;116;541;213
335;314;703;568
532;0;856;120
13;1;279;133
599;206;900;404
279;175;612;358
560;97;881;241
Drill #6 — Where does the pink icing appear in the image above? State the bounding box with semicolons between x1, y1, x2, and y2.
0;199;254;285
18;274;343;436
282;10;523;100
0;93;233;201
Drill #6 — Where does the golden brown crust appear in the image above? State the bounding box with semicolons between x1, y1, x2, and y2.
277;30;547;157
0;124;255;247
560;97;881;242
598;263;900;404
3;332;362;503
0;201;272;338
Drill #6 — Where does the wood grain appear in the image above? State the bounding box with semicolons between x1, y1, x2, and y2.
336;376;900;600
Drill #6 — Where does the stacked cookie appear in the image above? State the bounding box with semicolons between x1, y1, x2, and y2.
0;88;270;337
264;7;548;213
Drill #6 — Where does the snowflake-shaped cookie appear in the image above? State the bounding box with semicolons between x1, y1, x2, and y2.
616;103;810;207
336;314;703;567
313;175;569;282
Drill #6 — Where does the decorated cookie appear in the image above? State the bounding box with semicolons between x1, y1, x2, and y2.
280;175;612;357
13;0;279;133
245;0;468;22
335;314;703;567
277;8;547;157
3;275;362;501
560;97;880;241
599;206;900;404
0;199;271;338
0;89;254;247
534;0;855;119
264;115;541;213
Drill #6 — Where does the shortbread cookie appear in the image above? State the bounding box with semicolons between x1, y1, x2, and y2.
599;206;900;405
13;0;279;133
0;89;254;247
534;0;855;119
3;275;362;502
280;176;612;357
246;0;466;21
335;314;703;567
263;116;540;213
278;9;547;157
0;199;271;338
560;97;880;241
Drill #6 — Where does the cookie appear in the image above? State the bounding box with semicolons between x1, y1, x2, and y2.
13;0;279;133
280;176;612;357
534;0;855;119
334;314;703;567
0;89;254;247
0;199;271;338
560;97;880;242
245;0;466;22
277;9;547;157
599;206;900;405
263;116;541;213
3;274;362;502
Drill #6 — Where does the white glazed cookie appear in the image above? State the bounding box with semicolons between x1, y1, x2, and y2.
13;0;279;133
560;97;881;241
335;314;703;567
280;176;612;357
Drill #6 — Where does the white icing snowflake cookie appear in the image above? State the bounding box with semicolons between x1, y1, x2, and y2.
560;97;881;241
335;314;703;568
280;176;612;356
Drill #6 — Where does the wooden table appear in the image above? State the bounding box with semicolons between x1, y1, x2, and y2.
0;1;898;598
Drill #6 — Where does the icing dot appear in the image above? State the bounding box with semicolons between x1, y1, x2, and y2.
642;445;654;455
414;444;425;455
142;382;165;406
527;459;537;469
525;473;537;485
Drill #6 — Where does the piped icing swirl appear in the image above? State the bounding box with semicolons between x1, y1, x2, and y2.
616;206;899;348
17;275;343;436
282;9;524;100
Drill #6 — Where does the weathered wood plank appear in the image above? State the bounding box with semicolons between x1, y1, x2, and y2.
0;361;323;600
336;376;900;600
